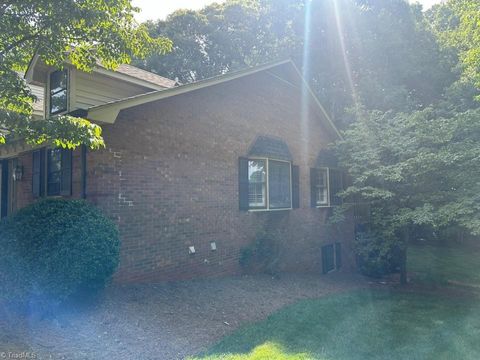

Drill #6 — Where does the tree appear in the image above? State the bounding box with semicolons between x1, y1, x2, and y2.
331;0;480;284
0;0;172;148
137;0;454;127
336;104;480;283
136;0;303;84
428;0;480;89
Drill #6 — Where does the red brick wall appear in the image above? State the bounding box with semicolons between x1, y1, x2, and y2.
85;70;356;282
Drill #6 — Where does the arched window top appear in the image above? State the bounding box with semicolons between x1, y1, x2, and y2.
248;135;292;161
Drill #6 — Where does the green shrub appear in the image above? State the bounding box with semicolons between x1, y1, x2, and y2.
355;229;400;278
239;230;280;276
0;199;120;307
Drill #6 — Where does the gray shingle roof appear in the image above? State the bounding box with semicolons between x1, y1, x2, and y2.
115;65;176;88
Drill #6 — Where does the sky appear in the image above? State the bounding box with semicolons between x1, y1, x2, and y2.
132;0;443;23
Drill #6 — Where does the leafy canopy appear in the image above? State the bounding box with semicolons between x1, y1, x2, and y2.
428;0;480;89
338;106;480;237
136;0;454;127
0;0;172;148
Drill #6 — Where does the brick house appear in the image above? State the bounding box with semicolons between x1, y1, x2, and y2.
0;59;355;282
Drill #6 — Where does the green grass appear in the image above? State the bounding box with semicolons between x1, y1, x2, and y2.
408;243;480;286
191;290;480;360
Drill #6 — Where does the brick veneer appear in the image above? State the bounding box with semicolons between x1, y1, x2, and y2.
86;70;355;282
7;69;355;282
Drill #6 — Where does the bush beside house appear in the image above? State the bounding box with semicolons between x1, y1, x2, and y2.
0;199;119;308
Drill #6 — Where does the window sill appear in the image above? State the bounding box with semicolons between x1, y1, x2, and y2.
248;207;293;213
316;204;343;208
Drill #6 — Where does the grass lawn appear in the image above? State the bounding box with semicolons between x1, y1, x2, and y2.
191;290;480;360
408;243;480;286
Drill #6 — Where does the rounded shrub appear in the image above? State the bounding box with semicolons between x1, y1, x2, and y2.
355;229;400;278
0;199;120;306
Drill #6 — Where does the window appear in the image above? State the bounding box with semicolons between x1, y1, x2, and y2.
239;157;298;211
49;70;68;115
248;159;291;210
267;160;291;209
310;167;345;207
47;149;62;195
314;168;329;206
322;242;342;274
248;159;266;208
33;148;72;197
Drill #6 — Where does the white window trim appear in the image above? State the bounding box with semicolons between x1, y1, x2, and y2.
248;157;292;212
315;167;343;208
47;68;70;117
315;167;330;208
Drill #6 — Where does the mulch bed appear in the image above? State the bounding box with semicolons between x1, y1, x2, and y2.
0;272;366;360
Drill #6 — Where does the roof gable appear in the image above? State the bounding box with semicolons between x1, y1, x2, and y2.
86;59;342;140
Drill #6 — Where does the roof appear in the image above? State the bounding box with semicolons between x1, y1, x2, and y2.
86;59;342;140
110;64;176;89
25;54;176;90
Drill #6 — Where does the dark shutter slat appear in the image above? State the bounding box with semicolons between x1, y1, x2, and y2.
60;149;72;196
40;149;45;197
335;242;342;269
310;168;318;208
291;165;300;209
32;150;41;197
1;160;9;218
32;149;45;198
238;157;249;211
322;244;335;274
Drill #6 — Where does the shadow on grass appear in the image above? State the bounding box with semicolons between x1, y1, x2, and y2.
192;289;480;360
408;244;480;287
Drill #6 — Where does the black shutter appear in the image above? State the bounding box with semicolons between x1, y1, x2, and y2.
238;157;249;211
60;149;72;196
335;242;342;269
322;244;335;274
32;149;45;198
1;160;8;218
291;165;300;209
310;168;318;208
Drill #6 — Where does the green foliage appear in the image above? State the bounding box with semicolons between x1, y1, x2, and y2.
0;0;172;148
355;229;400;278
0;199;120;306
428;0;480;90
336;103;480;282
338;106;480;236
137;0;453;126
239;230;280;276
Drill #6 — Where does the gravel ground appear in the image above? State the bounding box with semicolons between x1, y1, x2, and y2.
0;272;367;359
